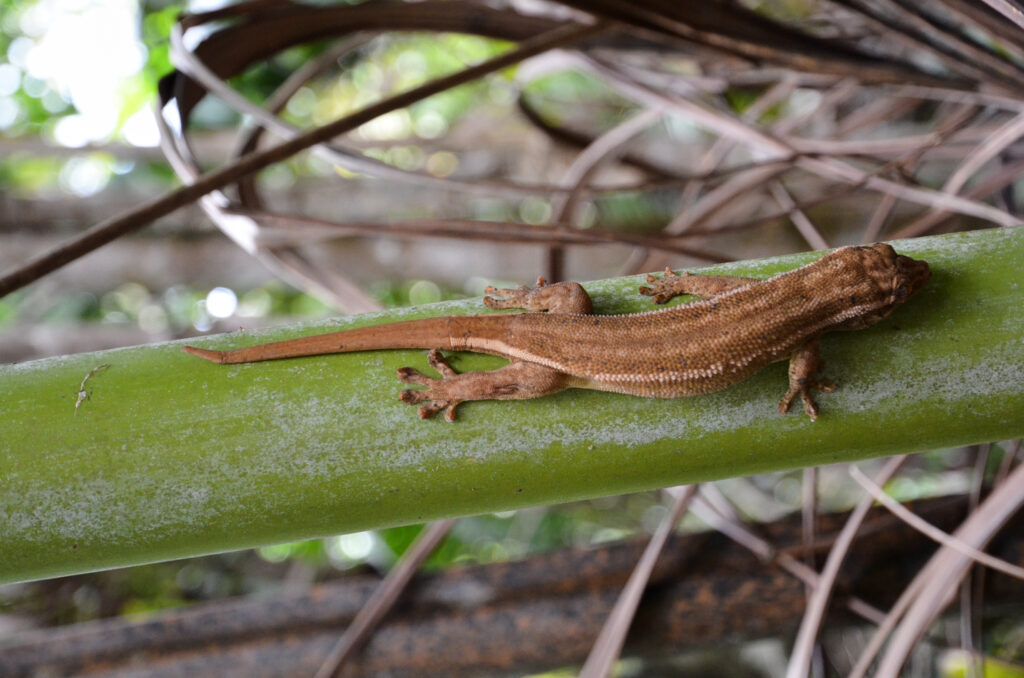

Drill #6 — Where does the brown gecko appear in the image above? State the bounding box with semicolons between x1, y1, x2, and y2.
184;243;930;421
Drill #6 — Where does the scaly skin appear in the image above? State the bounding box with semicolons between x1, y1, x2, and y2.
184;243;930;421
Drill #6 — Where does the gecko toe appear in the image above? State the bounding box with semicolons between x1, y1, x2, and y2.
801;394;819;421
779;378;834;420
417;403;440;419
397;366;433;386
400;388;428;404
639;269;685;304
413;399;461;420
640;291;672;304
426;349;457;376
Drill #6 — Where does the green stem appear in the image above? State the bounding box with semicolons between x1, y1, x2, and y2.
2;227;1022;584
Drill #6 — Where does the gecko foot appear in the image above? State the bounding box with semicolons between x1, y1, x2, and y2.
638;267;687;304
397;351;573;422
484;278;592;314
778;377;837;421
398;349;463;422
484;276;548;309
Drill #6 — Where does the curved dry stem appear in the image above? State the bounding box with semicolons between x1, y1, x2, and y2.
581;53;1021;230
769;181;830;250
785;456;906;678
978;0;1024;30
941;110;1024;196
171;22;555;199
314;519;457;678
546;105;667;279
851;461;1024;678
578;485;698;678
892;158;1024;238
849;466;1024;581
551;106;666;224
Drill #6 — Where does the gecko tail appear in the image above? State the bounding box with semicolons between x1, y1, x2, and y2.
180;316;458;365
182;345;233;363
181;314;515;365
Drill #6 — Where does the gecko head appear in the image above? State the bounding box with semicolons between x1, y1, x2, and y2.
866;242;931;304
828;243;931;329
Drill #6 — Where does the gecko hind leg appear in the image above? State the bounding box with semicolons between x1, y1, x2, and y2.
398;349;571;422
778;340;836;421
484;277;593;315
639;267;758;304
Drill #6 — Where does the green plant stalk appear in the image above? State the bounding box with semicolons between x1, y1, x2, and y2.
2;227;1023;584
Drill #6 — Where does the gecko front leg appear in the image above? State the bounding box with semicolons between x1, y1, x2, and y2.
398;349;570;422
639;267;758;304
778;339;836;421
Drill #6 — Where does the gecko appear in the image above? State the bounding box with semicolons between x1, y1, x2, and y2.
183;243;930;421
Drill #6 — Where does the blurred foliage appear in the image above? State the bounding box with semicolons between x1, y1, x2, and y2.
0;0;519;195
0;0;674;227
941;650;1024;678
521;69;636;132
0;0;176;196
0;274;474;335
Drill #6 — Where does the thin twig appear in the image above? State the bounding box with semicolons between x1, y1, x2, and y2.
583;53;1021;228
547;106;666;281
785;456;906;678
849;466;1024;581
551;106;667;222
691;491;888;626
864;462;1024;678
978;0;1024;30
666;164;789;235
890;158;1024;238
314;519;456;678
578;485;698;678
769;181;830;250
801;465;819;586
239;211;732;262
996;439;1022;484
638;75;802;273
941;110;1024;197
231;35;374;157
859;102;980;242
171;23;553;199
847;557;933;678
960;446;990;678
